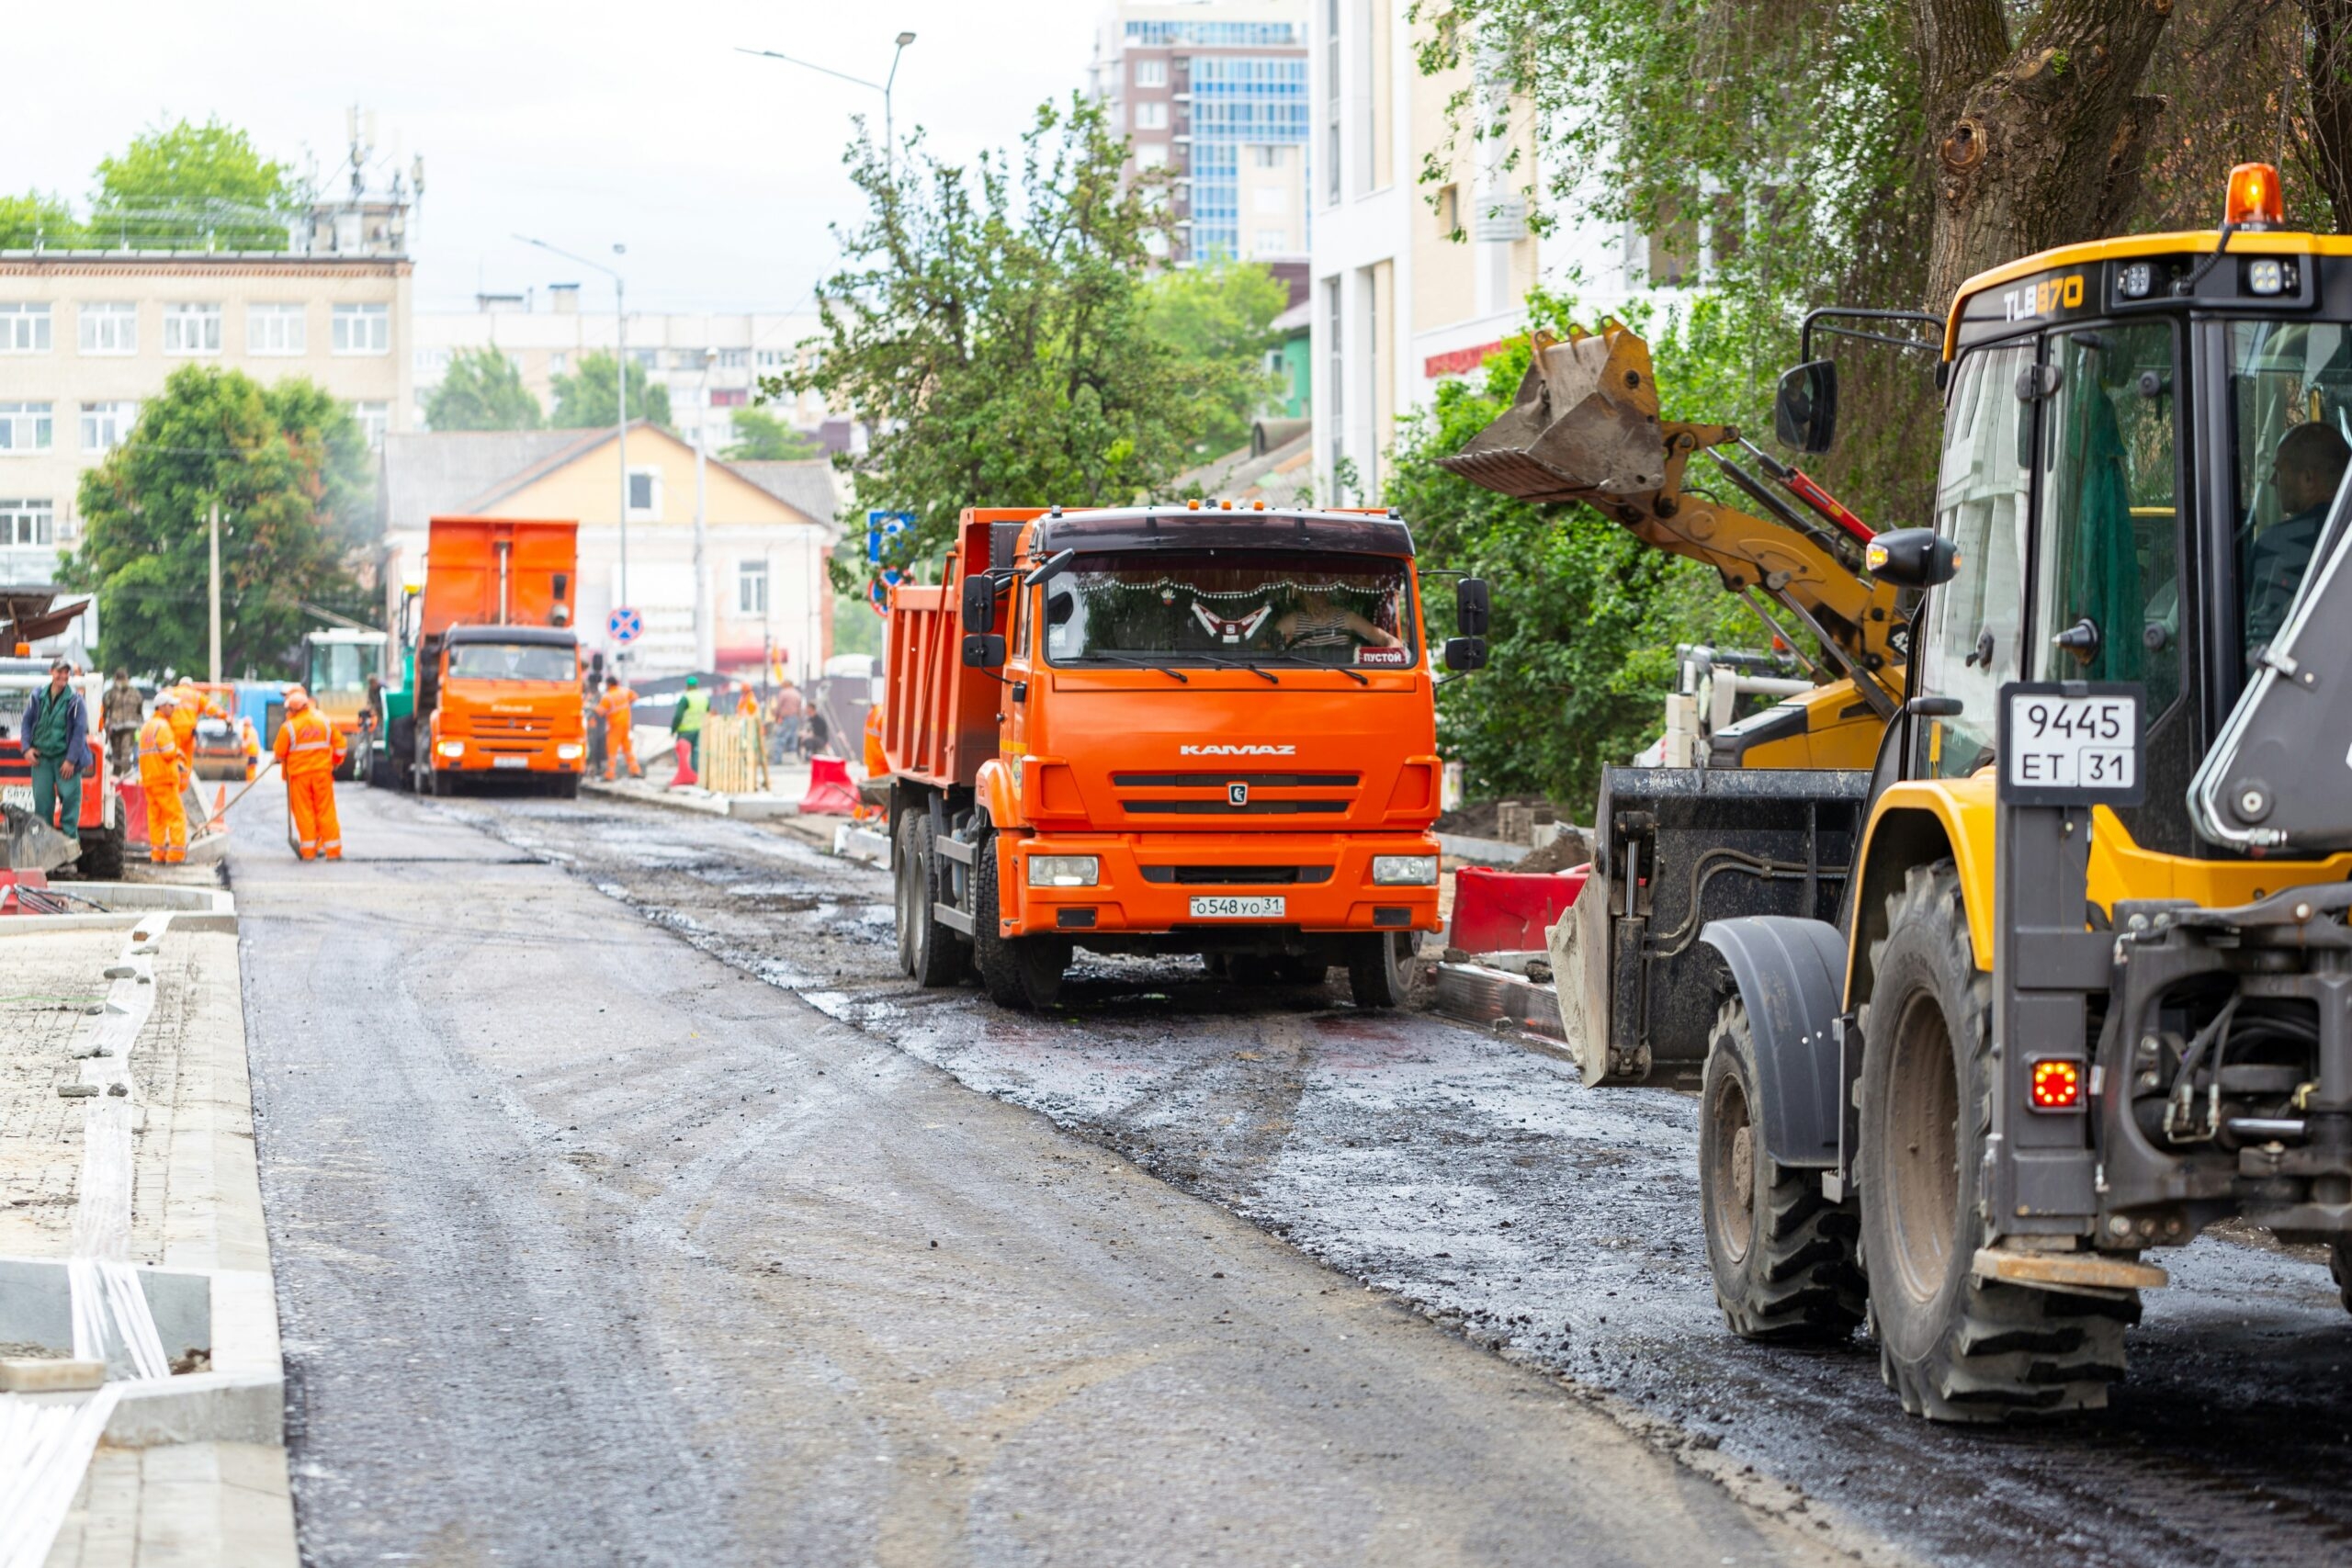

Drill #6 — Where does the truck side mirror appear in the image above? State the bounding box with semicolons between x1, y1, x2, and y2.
1864;527;1960;589
1454;576;1490;637
1443;636;1488;672
1774;360;1838;454
960;574;997;635
963;634;1007;669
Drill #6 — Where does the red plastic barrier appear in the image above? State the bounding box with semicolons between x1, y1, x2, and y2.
671;738;699;788
119;779;149;849
1449;863;1590;954
800;755;859;816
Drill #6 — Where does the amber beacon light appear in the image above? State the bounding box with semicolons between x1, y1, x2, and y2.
2226;163;2285;229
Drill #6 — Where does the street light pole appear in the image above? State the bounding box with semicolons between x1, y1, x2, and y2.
692;348;715;672
736;31;916;171
207;502;221;684
514;233;630;649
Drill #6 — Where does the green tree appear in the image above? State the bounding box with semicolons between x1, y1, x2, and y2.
426;347;545;432
65;366;368;676
723;406;820;460
775;96;1238;573
88;118;305;250
550;351;671;429
0;191;81;249
1142;259;1289;459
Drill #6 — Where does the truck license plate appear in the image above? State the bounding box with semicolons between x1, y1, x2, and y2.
492;756;529;770
1190;895;1285;919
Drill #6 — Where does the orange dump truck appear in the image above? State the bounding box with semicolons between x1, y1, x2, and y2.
390;516;587;797
882;503;1491;1010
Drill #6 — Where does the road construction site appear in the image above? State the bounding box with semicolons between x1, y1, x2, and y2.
208;774;2352;1568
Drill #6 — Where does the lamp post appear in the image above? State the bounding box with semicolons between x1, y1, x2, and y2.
736;31;916;170
692;347;716;672
515;233;631;648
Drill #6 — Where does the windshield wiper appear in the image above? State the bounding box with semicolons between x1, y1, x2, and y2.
1192;654;1281;684
1081;652;1188;683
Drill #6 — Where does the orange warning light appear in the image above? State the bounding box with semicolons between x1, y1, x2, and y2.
2226;163;2284;229
2030;1058;2085;1111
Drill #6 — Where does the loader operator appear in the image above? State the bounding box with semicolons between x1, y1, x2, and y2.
139;691;190;865
599;674;642;781
2245;421;2352;652
273;684;346;863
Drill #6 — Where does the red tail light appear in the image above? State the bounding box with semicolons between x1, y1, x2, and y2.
2030;1058;2085;1111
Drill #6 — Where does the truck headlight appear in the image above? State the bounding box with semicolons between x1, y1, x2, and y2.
556;742;583;761
436;740;464;759
1028;854;1100;887
1371;854;1438;886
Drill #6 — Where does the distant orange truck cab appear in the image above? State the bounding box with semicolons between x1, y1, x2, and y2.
883;504;1488;1010
393;516;586;797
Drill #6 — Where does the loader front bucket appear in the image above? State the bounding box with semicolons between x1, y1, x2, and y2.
3;802;80;874
1436;324;1673;504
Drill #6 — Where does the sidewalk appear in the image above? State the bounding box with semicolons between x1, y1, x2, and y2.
0;902;297;1568
582;754;856;852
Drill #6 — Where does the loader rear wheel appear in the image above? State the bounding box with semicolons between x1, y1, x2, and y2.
907;817;966;988
970;824;1068;1009
1701;997;1863;1342
1859;860;2135;1423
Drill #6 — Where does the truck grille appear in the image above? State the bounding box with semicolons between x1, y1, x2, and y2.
1122;798;1349;815
473;715;554;737
1138;864;1334;886
1113;772;1359;788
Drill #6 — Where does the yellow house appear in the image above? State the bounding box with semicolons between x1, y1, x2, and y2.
380;420;839;678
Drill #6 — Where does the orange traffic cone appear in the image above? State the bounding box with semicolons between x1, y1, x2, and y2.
209;785;227;832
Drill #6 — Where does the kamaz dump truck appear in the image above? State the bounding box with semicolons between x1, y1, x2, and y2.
879;503;1490;1010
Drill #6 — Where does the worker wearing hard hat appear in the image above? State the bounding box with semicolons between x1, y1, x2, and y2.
167;679;205;769
273;685;347;862
139;692;191;864
598;674;641;781
671;674;711;779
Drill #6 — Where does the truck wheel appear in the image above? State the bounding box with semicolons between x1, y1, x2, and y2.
970;824;1068;1008
1701;996;1863;1342
893;816;920;977
388;717;416;793
1858;860;2135;1422
908;817;966;987
1347;931;1419;1009
2330;1238;2352;1314
75;826;126;883
554;773;581;800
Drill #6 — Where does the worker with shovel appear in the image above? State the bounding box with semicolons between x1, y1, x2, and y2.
598;674;642;781
139;690;191;864
273;684;346;862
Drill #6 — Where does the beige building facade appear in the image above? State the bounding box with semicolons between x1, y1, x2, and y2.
0;251;413;584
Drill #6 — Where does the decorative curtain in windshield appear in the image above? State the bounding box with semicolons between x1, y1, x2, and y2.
1043;552;1416;669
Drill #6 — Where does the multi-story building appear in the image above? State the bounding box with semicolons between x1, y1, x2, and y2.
0;195;416;585
1091;0;1311;267
412;295;842;457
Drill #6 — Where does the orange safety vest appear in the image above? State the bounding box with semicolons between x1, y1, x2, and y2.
599;686;638;724
137;716;184;782
273;707;345;779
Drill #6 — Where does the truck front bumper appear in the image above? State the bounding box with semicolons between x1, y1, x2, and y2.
1003;831;1442;938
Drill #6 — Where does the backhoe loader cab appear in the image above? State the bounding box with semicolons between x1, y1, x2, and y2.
1698;164;2352;1421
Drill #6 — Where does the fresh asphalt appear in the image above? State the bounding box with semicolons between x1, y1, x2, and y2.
227;776;1837;1567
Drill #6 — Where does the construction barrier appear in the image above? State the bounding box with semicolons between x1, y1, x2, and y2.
697;715;769;795
800;756;858;816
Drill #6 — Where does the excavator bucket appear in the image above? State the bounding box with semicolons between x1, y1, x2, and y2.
3;802;80;874
1436;324;1673;503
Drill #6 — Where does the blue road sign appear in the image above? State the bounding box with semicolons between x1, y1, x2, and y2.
608;606;643;645
866;511;913;564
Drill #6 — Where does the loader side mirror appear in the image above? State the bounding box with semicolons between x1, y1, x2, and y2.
962;634;1007;669
1443;636;1488;672
1454;577;1491;637
1774;360;1838;454
960;573;997;635
1864;527;1960;589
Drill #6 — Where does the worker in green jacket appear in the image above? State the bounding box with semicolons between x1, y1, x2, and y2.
671;674;711;779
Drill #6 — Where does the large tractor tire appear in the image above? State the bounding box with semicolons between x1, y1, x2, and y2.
74;825;126;883
1700;996;1864;1341
907;816;967;988
1858;860;2135;1422
971;823;1069;1010
1347;931;1419;1009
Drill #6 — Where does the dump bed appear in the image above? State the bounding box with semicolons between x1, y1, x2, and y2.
422;517;579;634
881;511;1028;788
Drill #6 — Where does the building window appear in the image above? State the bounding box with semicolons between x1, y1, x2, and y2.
631;349;659;371
1252;228;1290;254
1252;144;1284;169
1325;0;1342;205
79;302;137;355
0;402;53;454
548;351;569;373
163;303;222;355
717;348;748;368
81;401;138;454
1136;143;1170;170
0;499;54;546
755;348;789;369
627;467;662;518
737;558;769;615
1135;101;1170;131
1361;264;1380;495
1134;57;1169;88
1323;276;1343;493
248;303;306;355
710;387;748;408
0;303;53;354
332;303;390;355
353;401;390;449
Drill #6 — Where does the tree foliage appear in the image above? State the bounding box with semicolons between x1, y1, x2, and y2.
65;367;369;677
0;191;81;249
87;118;306;250
1141;259;1291;459
774;96;1259;573
426;347;545;432
550;351;671;429
723;406;821;460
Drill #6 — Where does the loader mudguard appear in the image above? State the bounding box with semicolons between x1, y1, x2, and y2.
1698;916;1848;1168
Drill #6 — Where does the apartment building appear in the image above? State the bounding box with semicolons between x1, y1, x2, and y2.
0;203;415;584
412;293;841;457
1091;0;1311;266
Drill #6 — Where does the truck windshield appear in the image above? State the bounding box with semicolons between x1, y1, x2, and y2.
2230;321;2352;660
1041;551;1416;671
447;642;577;682
307;640;382;695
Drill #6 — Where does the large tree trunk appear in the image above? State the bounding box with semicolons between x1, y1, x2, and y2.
1920;0;2176;310
2306;0;2352;231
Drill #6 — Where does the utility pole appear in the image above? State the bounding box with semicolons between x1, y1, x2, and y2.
514;233;630;658
208;502;222;684
693;348;714;672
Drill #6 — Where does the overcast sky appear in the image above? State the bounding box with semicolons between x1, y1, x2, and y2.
11;0;1108;315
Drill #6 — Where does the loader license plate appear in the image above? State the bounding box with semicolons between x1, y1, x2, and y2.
492;756;529;770
1998;682;2143;807
1190;895;1285;919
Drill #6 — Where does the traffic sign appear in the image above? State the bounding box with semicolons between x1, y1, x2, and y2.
608;606;643;645
867;510;913;564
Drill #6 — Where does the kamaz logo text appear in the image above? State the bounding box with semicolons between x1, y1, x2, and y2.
1179;743;1295;756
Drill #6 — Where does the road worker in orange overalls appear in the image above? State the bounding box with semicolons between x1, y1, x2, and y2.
273;684;346;862
139;692;191;864
167;679;205;769
598;674;641;780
